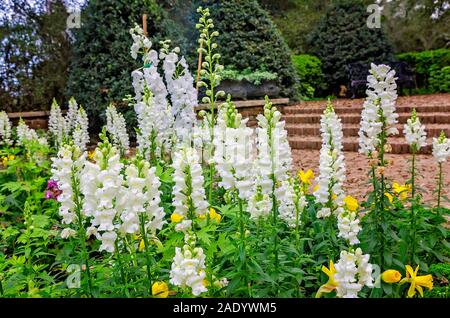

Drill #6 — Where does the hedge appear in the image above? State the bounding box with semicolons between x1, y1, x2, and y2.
397;49;450;91
291;55;326;99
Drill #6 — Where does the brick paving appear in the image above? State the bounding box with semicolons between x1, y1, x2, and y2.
284;93;450;154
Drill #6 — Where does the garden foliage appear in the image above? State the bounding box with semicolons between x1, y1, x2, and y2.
291;55;326;99
0;5;448;300
66;0;167;133
308;0;394;94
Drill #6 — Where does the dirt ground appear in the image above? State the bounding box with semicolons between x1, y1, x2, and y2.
292;149;450;208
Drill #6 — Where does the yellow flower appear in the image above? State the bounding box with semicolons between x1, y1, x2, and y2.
400;265;433;297
331;193;337;200
209;208;221;223
139;239;145;252
87;150;95;161
152;281;169;298
381;269;402;283
298;169;315;185
344;195;358;212
385;192;394;204
393;182;411;200
170;213;183;223
316;260;338;298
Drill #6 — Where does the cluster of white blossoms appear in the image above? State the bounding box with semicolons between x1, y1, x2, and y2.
170;234;208;296
432;131;450;163
49;97;90;151
0;111;12;145
358;63;399;155
73;107;90;152
337;208;361;245
249;99;293;222
192;117;213;164
277;178;307;227
171;146;209;232
213;100;254;200
404;108;427;150
105;104;130;154
334;248;374;298
51;144;86;225
16;119;48;146
161;44;197;143
130;25;174;157
314;102;346;219
118;159;165;236
80;143;123;253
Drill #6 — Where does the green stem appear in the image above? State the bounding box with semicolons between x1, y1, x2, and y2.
437;162;443;210
72;170;93;297
238;197;248;295
0;278;4;296
139;213;153;295
114;240;129;298
410;149;416;263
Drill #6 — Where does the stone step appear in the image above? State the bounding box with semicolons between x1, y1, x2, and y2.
286;123;450;138
283;104;450;115
288;136;433;154
283;112;450;125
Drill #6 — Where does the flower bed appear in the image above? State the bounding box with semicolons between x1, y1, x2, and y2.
0;6;448;299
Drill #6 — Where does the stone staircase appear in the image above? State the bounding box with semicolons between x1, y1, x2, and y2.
282;94;450;154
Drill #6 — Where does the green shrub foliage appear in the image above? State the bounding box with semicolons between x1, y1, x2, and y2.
199;0;301;100
397;49;450;91
291;55;326;99
308;0;394;93
66;0;167;133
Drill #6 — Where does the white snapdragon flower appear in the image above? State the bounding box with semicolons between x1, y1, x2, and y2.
213;101;255;200
49;99;67;147
73;107;89;152
170;236;208;296
359;63;399;155
80;144;123;253
61;228;77;239
162;49;197;143
404;109;427;150
130;26;174;156
337;210;361;245
0;111;12;145
250;99;293;220
334;248;373;298
277;179;303;227
432;131;450;163
314;102;346;218
171;147;209;231
117;160;165;236
16;119;47;146
247;175;273;220
65;97;79;132
105;104;130;154
51;144;86;225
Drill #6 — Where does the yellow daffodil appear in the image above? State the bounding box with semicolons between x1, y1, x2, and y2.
87;150;95;161
316;260;338;298
209;208;221;223
399;265;433;297
152;281;169;298
385;192;394;204
2;155;14;166
381;269;402;283
170;213;183;223
298;169;315;185
393;182;411;200
344;195;358;212
139;239;145;252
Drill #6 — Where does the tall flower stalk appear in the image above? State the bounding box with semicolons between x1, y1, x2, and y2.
0;111;12;146
403;108;427;262
358;63;399;267
432;131;450;209
196;7;225;203
51;144;93;296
